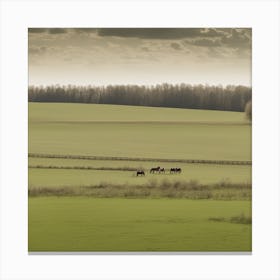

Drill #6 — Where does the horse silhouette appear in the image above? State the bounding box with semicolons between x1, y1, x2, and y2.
150;166;161;173
159;168;165;173
176;168;182;173
136;170;145;176
170;167;182;174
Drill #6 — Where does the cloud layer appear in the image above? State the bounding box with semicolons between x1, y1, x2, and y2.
28;28;251;86
29;27;251;48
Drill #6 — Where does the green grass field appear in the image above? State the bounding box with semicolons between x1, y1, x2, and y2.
29;102;249;123
28;102;252;252
29;103;251;160
29;198;251;252
28;162;251;186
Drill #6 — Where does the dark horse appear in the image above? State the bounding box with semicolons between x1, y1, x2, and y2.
150;166;161;173
159;168;165;173
136;170;145;176
170;168;182;174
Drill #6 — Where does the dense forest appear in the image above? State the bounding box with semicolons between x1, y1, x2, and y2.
28;84;252;112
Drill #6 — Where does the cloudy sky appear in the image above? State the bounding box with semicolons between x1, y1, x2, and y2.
28;28;251;86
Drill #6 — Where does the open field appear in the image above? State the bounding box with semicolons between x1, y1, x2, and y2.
29;198;251;252
29;103;251;161
28;102;251;252
29;162;251;186
29;102;250;123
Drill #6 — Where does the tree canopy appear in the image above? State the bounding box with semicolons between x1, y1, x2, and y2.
28;84;252;112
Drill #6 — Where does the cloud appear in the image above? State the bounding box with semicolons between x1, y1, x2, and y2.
221;29;251;48
27;28;251;53
181;28;251;59
28;27;225;39
29;46;47;55
170;42;182;50
95;28;251;55
206;47;227;59
191;38;222;47
141;47;150;52
29;28;48;33
74;28;97;33
28;28;97;35
200;28;227;37
28;28;68;34
97;28;220;39
48;28;68;34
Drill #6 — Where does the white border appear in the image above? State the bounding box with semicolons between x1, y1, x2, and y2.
1;0;280;279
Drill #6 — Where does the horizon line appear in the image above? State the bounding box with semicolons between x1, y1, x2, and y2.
28;83;252;88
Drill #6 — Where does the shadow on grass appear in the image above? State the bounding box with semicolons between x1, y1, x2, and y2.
209;213;252;224
29;179;251;200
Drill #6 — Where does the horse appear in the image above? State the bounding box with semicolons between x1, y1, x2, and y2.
170;167;182;174
170;168;176;174
175;168;182;173
159;168;165;173
150;166;161;173
136;170;145;176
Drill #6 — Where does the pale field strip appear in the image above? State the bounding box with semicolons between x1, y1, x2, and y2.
30;120;250;126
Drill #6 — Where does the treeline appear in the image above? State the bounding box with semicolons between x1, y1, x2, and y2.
28;84;252;112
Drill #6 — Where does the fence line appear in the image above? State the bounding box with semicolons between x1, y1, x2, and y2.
28;153;252;166
29;165;136;171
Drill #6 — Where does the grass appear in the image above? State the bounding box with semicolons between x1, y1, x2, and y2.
28;180;252;200
28;197;251;252
28;162;251;186
230;213;252;224
28;102;252;252
29;102;249;123
29;103;251;161
209;213;252;224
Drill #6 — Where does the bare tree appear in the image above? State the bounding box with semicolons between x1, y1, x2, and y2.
245;100;252;121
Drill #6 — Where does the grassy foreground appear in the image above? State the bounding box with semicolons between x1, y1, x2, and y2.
28;103;252;252
29;197;251;252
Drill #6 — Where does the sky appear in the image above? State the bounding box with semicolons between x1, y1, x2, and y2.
28;28;251;87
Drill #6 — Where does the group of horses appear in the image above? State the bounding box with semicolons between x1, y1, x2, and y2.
136;166;182;176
